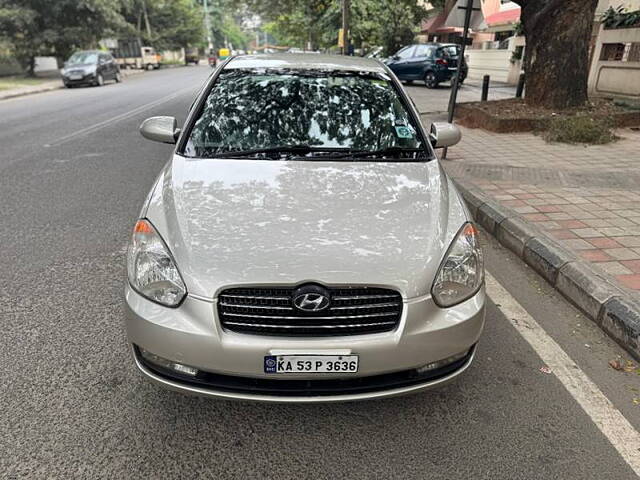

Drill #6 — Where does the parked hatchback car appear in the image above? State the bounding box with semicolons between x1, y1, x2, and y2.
385;43;468;88
61;50;121;88
126;54;485;402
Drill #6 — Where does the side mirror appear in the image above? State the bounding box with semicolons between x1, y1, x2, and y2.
429;122;461;149
140;116;180;144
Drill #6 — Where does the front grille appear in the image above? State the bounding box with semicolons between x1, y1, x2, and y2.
217;285;403;336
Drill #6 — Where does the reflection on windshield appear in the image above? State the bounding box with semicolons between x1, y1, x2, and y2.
184;70;423;158
67;53;98;65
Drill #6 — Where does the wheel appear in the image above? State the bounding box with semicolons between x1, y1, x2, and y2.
115;72;122;83
146;63;154;71
424;72;438;89
95;74;104;87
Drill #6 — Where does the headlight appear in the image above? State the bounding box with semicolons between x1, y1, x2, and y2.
127;219;187;307
431;222;484;307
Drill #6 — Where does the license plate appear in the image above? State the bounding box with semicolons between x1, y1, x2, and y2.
69;74;83;80
264;355;358;374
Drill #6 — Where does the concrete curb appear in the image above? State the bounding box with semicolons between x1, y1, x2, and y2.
0;83;62;101
453;178;640;360
0;67;155;101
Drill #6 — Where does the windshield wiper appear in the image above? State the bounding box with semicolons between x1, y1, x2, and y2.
330;147;427;160
212;145;350;158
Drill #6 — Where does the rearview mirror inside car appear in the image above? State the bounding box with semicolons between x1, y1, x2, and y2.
429;122;462;149
139;116;180;144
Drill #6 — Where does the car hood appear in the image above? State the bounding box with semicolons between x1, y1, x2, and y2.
145;155;467;300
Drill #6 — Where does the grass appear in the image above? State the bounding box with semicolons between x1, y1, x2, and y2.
0;76;53;91
543;116;617;145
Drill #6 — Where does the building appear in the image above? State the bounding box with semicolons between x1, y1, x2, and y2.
419;0;640;97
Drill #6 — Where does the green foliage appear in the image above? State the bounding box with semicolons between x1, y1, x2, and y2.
195;0;249;50
544;116;616;145
601;5;640;29
0;0;250;74
513;20;524;36
0;0;127;72
146;0;204;50
244;0;428;54
352;0;429;55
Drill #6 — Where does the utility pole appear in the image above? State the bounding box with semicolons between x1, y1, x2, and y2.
203;0;213;50
341;0;350;55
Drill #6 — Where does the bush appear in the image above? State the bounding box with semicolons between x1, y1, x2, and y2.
543;116;617;145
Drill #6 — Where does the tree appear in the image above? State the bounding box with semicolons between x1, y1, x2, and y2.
121;0;205;50
243;0;336;50
512;0;599;109
351;0;428;55
0;0;125;74
242;0;428;54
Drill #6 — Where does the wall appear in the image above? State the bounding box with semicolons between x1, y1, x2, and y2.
34;56;60;77
596;0;640;17
465;36;523;83
589;25;640;99
466;49;512;82
160;49;185;63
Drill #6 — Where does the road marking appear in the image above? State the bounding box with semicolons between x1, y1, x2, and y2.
487;272;640;476
43;85;195;147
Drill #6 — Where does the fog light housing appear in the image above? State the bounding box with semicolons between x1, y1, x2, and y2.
415;349;470;374
139;347;198;376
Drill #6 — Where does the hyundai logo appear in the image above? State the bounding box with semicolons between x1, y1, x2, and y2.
293;293;330;312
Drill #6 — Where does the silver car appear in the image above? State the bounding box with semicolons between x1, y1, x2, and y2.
125;54;485;402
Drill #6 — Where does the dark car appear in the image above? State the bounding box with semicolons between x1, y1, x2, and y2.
60;50;122;88
385;43;468;89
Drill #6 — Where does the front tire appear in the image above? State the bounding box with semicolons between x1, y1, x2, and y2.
424;72;438;89
94;74;104;87
146;63;154;71
115;72;122;83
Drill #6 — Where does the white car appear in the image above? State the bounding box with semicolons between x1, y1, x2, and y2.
125;54;485;402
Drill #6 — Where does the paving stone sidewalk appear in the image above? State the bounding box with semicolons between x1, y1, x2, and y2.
443;126;640;295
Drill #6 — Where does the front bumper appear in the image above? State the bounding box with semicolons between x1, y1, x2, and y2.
62;73;96;85
125;284;485;402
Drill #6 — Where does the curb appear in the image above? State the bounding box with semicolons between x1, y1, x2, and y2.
453;178;640;360
0;83;62;101
0;68;151;101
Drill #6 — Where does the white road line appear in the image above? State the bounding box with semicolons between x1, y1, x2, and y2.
43;85;195;147
486;272;640;477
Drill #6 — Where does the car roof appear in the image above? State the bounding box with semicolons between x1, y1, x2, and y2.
225;54;387;74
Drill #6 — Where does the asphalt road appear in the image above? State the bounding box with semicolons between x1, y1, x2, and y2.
1;65;639;479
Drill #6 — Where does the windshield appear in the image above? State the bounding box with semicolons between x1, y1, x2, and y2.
67;52;98;65
184;70;425;159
